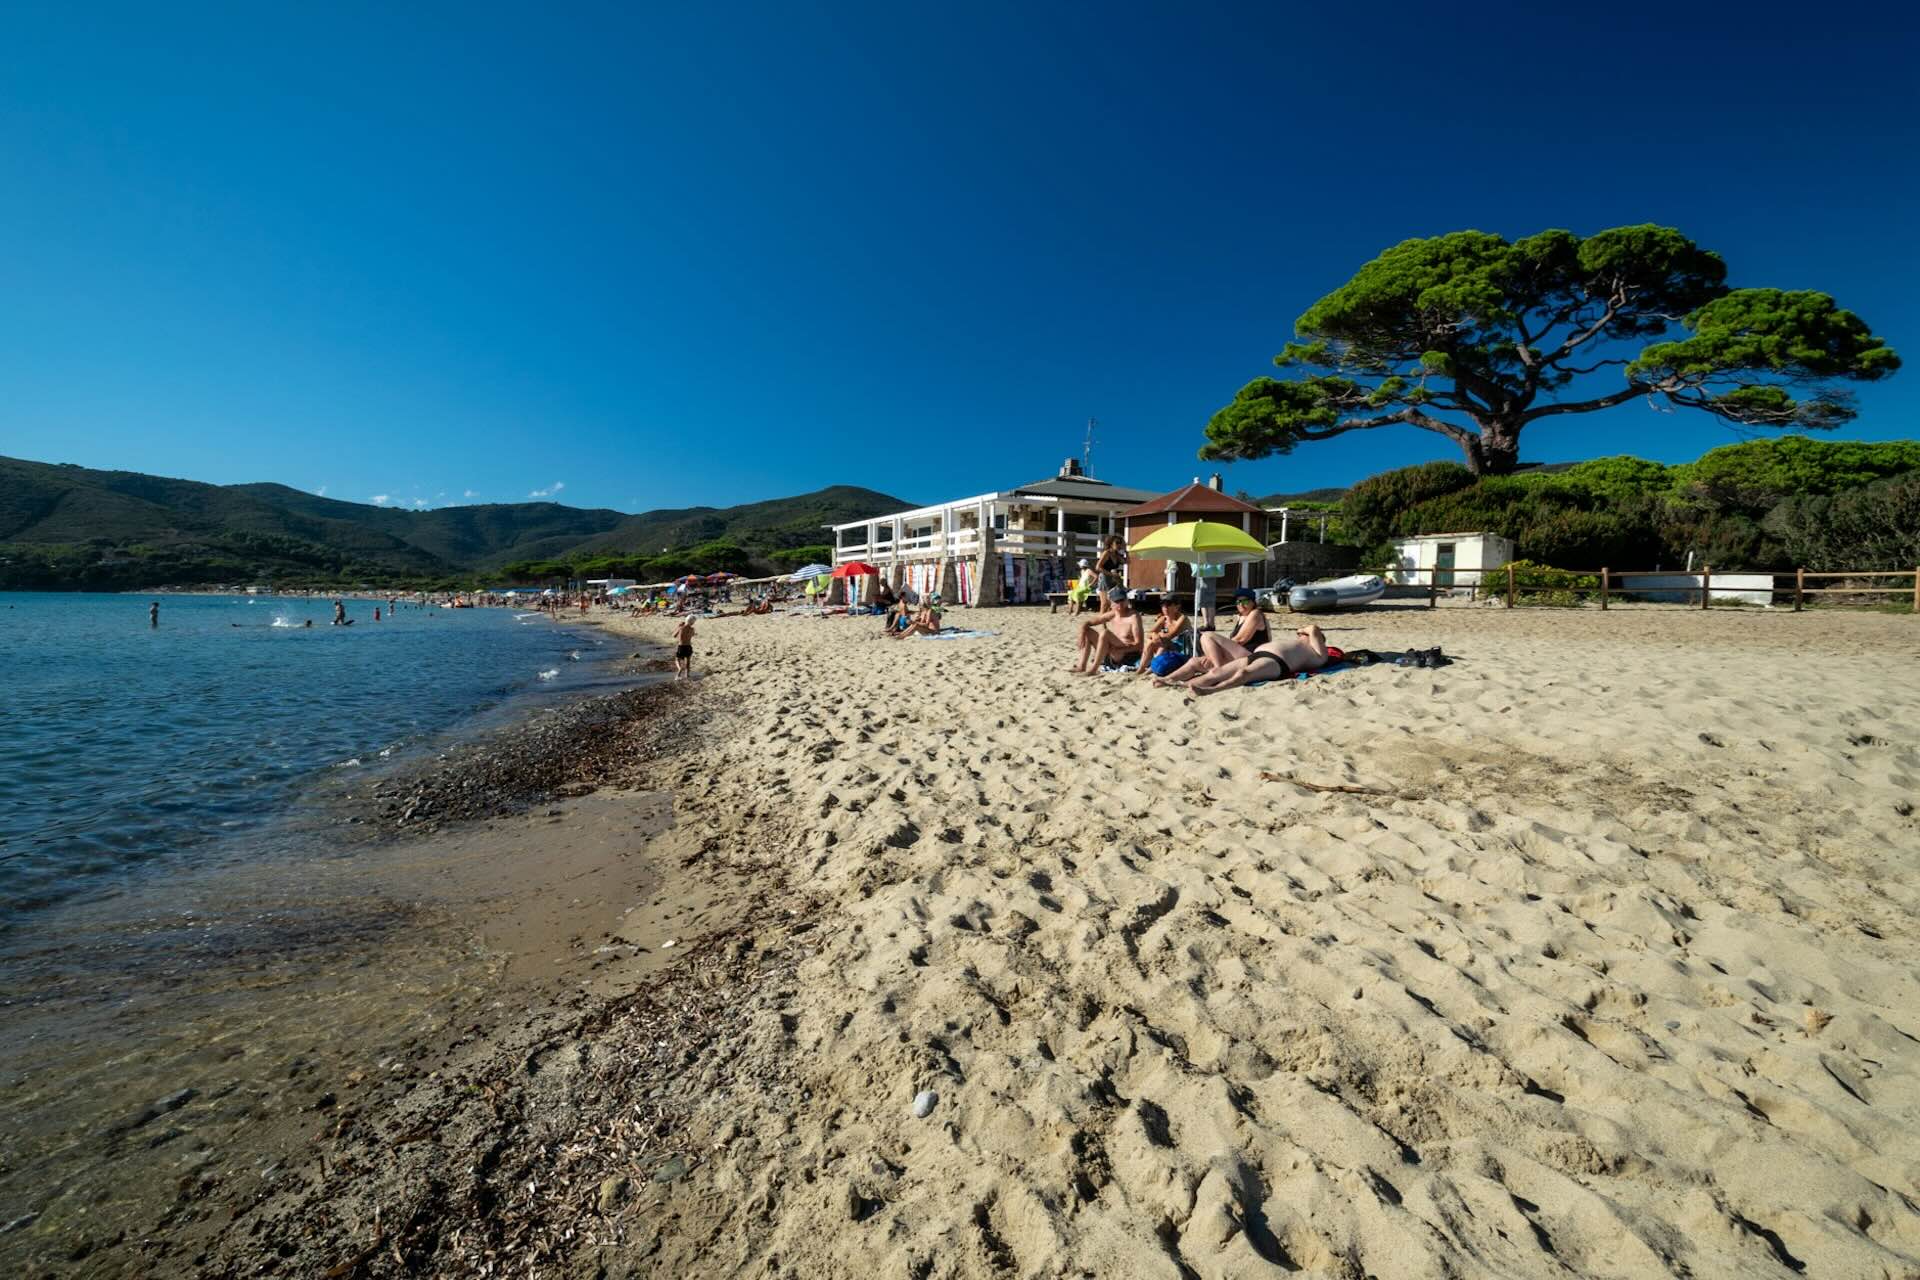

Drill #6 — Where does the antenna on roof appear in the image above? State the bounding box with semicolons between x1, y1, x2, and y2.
1082;417;1097;478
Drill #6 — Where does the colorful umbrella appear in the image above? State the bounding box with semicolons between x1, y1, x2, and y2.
786;563;831;581
705;572;737;583
830;561;880;578
1128;521;1269;620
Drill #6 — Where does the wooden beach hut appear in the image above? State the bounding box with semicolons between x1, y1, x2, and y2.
1119;476;1272;595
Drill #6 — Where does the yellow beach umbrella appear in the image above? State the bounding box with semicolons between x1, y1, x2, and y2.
1130;520;1268;561
1130;520;1270;624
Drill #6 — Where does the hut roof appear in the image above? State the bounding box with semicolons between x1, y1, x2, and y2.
1120;483;1268;519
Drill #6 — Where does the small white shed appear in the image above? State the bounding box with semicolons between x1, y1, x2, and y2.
1388;532;1514;588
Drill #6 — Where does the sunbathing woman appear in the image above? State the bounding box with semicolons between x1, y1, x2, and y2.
1179;622;1330;695
1152;592;1269;687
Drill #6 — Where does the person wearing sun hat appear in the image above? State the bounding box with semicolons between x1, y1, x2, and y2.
1065;558;1096;616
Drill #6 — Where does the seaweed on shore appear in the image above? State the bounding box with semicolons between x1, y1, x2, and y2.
356;681;699;830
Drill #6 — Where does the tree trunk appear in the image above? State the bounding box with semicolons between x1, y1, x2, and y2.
1472;422;1522;475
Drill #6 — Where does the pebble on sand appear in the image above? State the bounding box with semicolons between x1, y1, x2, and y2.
911;1090;938;1118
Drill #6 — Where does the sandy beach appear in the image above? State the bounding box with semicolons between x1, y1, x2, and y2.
172;601;1920;1279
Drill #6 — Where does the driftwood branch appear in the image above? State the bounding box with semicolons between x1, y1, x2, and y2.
1259;772;1401;797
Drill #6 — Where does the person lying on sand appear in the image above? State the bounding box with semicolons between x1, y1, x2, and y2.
1151;591;1272;687
1172;622;1329;695
1135;596;1192;678
1069;588;1143;674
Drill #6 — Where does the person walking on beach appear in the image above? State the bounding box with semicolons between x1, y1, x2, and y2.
149;601;159;628
673;614;696;680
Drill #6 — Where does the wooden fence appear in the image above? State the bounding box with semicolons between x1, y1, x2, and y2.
1375;566;1920;612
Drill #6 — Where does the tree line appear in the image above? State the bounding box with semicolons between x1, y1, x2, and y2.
1335;437;1920;572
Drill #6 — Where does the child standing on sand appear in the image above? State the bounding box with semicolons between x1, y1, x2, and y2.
673;615;696;681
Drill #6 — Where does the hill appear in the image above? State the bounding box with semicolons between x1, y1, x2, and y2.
0;455;909;588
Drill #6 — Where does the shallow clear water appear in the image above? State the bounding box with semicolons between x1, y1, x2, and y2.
0;592;654;1271
0;592;620;921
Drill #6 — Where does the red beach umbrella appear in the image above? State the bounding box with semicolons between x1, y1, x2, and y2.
705;572;737;583
831;561;880;578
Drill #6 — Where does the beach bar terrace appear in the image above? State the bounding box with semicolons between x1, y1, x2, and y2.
828;459;1159;605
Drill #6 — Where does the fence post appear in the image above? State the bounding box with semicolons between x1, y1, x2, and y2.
1428;571;1437;609
1913;566;1919;615
1506;563;1515;609
1599;567;1609;611
1701;564;1712;610
1795;567;1804;612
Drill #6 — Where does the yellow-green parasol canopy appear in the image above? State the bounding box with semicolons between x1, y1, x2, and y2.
1129;520;1268;563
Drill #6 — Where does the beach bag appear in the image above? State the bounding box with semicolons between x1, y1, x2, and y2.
1150;651;1184;677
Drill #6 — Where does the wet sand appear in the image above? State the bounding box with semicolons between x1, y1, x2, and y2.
0;680;700;1276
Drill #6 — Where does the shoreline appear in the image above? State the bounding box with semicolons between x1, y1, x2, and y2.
0;639;699;1276
12;602;1920;1277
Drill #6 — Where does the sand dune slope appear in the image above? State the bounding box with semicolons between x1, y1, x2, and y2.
602;605;1920;1279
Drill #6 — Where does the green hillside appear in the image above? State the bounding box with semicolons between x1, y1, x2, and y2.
0;456;909;589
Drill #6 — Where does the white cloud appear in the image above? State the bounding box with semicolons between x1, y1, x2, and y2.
528;480;567;499
370;494;391;506
316;485;328;497
463;488;480;499
412;498;428;509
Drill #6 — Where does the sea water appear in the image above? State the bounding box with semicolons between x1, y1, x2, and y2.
0;591;621;920
0;592;646;1266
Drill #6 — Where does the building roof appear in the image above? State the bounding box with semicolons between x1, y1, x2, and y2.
1009;475;1162;505
1119;482;1268;519
1394;531;1504;542
828;473;1160;530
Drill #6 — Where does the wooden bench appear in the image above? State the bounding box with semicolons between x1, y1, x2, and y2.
1047;592;1075;613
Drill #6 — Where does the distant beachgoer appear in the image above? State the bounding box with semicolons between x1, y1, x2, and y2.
890;594;944;640
149;601;159;628
1094;535;1126;594
333;600;347;626
1066;560;1095;616
303;619;314;628
1193;566;1220;630
1069;587;1142;674
673;615;696;680
374;607;381;622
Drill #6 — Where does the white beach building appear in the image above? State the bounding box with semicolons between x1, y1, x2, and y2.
1386;531;1515;588
828;460;1160;605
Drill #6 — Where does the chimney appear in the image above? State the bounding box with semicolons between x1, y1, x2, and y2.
1060;457;1082;478
1208;472;1224;492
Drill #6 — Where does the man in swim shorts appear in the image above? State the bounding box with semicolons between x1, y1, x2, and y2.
673;614;696;680
1068;587;1143;674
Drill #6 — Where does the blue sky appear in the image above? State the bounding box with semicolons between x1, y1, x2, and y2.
2;1;1915;512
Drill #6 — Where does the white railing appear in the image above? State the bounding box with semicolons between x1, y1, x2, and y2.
837;529;1106;563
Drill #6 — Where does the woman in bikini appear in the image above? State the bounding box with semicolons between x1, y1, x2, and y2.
1151;591;1270;687
1182;622;1330;695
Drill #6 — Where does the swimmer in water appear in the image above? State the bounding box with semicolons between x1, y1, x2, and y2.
149;601;159;628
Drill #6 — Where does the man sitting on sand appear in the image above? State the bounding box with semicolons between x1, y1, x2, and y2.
1162;621;1330;695
1069;587;1143;674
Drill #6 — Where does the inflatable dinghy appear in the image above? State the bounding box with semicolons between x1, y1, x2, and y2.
1288;574;1386;613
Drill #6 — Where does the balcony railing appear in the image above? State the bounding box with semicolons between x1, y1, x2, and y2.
834;529;1108;563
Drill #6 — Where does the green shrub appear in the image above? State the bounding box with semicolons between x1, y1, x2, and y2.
1773;472;1920;571
1501;559;1602;606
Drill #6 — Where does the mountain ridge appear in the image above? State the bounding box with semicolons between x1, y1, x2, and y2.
0;455;909;588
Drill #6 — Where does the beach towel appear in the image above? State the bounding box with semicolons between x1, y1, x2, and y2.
917;628;998;640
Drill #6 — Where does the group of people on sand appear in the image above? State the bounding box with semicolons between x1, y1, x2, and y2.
1068;585;1330;693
